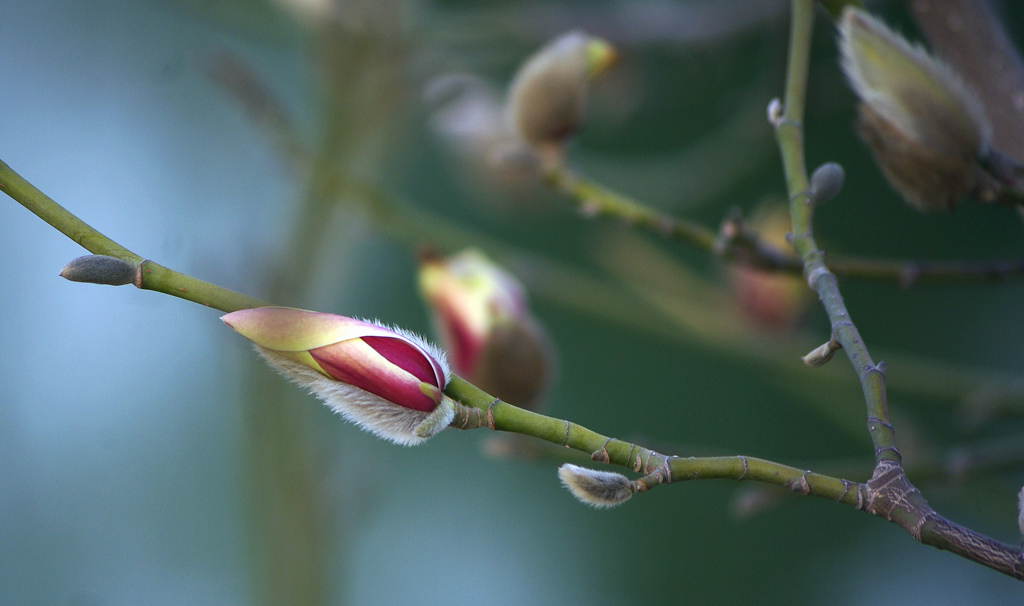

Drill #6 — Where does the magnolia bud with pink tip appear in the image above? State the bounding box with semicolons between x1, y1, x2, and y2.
418;249;554;411
222;307;453;445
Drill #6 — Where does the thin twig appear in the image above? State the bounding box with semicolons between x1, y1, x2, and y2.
775;0;1024;579
545;164;1024;284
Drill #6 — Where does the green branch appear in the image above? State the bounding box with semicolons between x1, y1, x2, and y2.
1;152;870;510
774;0;1024;580
446;376;864;506
0;159;269;313
546;163;1024;285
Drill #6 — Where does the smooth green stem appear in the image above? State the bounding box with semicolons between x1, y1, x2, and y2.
446;376;864;506
0;158;270;313
138;261;269;312
545;166;719;251
776;0;898;464
0;159;142;263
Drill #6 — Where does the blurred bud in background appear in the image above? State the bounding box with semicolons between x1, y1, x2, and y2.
839;7;993;212
506;31;616;162
223;307;453;445
726;204;810;329
419;249;554;411
427;30;616;191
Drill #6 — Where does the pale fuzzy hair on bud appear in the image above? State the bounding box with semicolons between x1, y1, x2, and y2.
246;319;453;447
507;31;615;149
839;7;992;211
254;346;454;446
839;8;990;158
59;255;138;286
558;464;633;508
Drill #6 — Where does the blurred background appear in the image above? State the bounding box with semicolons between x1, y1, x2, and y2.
3;0;1024;603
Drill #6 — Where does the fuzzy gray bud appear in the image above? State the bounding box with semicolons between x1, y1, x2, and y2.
809;162;845;205
558;463;633;508
59;255;138;286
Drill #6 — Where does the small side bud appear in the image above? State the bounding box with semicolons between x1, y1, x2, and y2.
558;463;633;508
59;255;138;286
766;98;784;127
809;162;845;205
802;339;842;367
839;7;991;211
506;31;616;154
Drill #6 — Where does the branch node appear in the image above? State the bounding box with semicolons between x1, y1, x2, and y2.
591;438;612;464
805;265;832;289
486;398;498;430
789;471;812;495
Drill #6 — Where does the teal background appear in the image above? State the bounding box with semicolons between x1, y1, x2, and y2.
2;1;1024;604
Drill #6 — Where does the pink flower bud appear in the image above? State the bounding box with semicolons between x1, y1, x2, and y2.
418;249;554;411
222;307;452;445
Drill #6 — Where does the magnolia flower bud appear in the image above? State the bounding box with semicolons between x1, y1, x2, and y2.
506;31;616;152
222;307;453;446
418;249;554;411
839;7;992;211
558;464;633;508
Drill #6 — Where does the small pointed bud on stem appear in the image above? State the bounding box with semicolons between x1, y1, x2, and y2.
809;162;845;205
558;463;634;508
802;339;842;367
59;255;139;286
